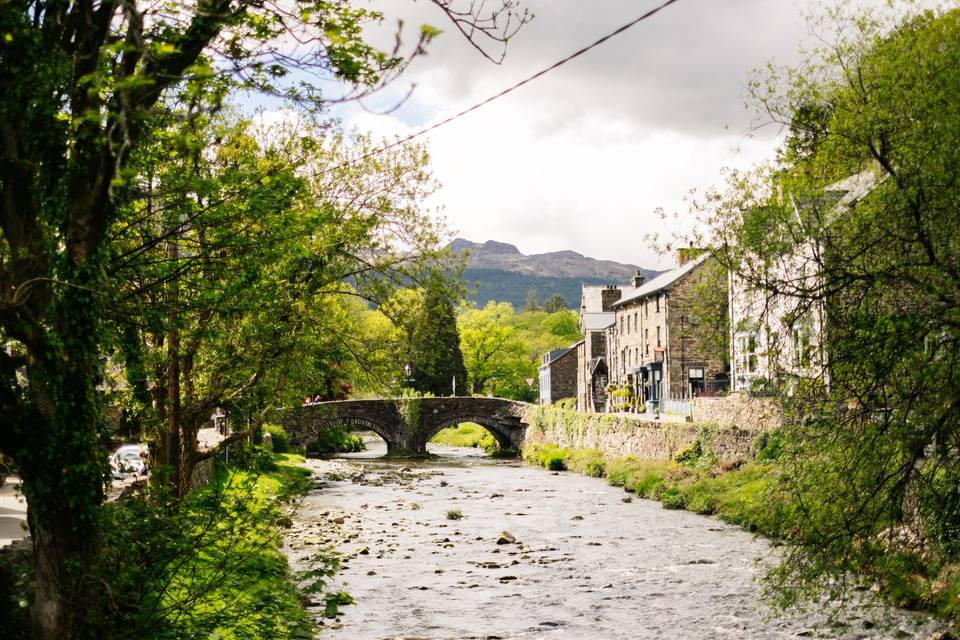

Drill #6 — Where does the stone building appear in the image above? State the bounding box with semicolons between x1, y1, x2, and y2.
575;278;644;412
538;343;580;405
728;170;877;393
608;251;729;406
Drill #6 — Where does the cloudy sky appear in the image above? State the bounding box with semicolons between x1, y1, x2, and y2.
323;0;893;269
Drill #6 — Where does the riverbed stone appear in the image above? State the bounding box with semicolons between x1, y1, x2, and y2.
497;531;517;545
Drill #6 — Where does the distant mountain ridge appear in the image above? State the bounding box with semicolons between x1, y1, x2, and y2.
447;238;659;309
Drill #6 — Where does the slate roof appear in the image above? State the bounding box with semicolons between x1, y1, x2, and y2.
581;312;615;332
611;252;710;309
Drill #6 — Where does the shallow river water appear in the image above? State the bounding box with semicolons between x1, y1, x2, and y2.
283;440;941;640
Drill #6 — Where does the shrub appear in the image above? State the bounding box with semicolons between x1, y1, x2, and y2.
554;397;576;410
261;423;291;454
754;430;783;462
309;427;365;455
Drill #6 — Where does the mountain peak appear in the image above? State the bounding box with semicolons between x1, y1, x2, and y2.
445;238;659;309
481;240;521;254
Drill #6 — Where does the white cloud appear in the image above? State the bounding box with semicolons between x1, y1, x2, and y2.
323;0;932;269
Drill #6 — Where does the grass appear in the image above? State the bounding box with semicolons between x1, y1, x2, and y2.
524;443;779;536
446;509;463;520
159;453;317;639
430;422;498;453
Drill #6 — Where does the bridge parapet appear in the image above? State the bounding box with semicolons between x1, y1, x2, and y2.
283;397;530;455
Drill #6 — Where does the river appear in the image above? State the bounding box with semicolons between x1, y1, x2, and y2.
283;438;941;640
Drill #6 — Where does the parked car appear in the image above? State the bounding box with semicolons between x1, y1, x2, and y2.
110;444;147;479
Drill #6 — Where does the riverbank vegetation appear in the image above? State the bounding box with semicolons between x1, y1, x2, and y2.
597;0;960;630
1;452;322;639
307;427;367;455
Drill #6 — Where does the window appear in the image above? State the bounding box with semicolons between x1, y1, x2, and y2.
688;367;705;395
634;312;638;334
793;329;813;368
619;317;623;334
656;295;660;312
645;329;649;355
735;333;758;374
656;326;661;347
645;300;649;318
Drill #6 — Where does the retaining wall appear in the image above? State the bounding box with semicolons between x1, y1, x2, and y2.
524;393;779;463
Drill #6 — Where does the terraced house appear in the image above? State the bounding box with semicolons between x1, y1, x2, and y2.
607;250;729;409
575;278;644;412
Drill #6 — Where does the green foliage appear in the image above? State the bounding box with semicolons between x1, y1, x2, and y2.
608;385;635;412
688;3;960;619
456;303;579;401
308;427;365;455
522;442;569;471
522;289;540;312
407;279;469;397
554;397;576;410
542;293;568;313
262;423;292;454
754;430;783;462
446;509;463;520
430;422;498;452
0;453;321;639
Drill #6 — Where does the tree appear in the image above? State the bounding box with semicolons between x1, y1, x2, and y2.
522;288;540;311
111;115;444;497
458;302;529;396
697;3;960;613
542;293;568;313
0;1;528;636
408;280;469;396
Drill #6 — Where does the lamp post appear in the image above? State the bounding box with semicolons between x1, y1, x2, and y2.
680;315;686;399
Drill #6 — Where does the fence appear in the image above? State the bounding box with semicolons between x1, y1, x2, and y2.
660;397;693;418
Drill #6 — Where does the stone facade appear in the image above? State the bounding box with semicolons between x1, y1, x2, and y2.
575;279;644;412
727;171;876;393
607;252;729;404
539;343;579;404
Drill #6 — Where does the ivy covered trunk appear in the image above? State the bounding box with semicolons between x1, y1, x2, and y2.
14;279;107;639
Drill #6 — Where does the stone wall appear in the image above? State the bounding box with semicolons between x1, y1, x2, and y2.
523;398;778;464
548;347;578;403
692;393;781;433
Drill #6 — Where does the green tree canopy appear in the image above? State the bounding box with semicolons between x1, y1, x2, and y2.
407;280;469;397
542;293;568;313
697;2;960;614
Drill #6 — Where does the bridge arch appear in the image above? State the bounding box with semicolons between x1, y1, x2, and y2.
295;416;396;452
424;415;519;452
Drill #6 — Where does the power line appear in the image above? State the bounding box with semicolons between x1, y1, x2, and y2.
343;0;682;166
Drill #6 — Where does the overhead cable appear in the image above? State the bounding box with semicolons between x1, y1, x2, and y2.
342;0;682;165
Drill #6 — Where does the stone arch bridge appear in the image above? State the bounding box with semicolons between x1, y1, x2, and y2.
282;397;531;455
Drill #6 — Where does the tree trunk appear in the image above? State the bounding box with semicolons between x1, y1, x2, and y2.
30;520;93;640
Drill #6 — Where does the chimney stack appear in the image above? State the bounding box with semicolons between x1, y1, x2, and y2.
631;270;645;288
600;285;622;311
